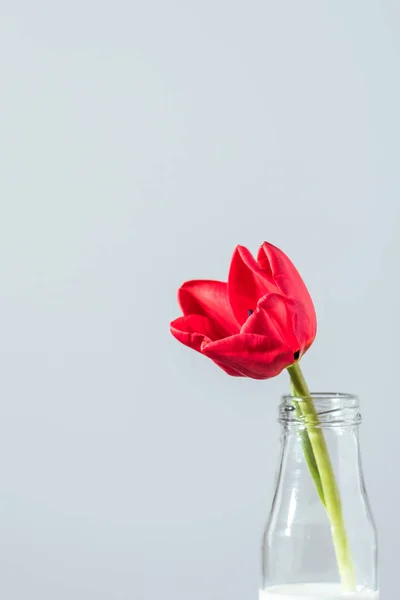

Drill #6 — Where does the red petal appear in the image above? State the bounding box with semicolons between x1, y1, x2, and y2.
228;246;279;325
170;315;243;377
242;293;299;353
201;333;294;380
178;280;239;336
170;315;218;351
257;243;317;351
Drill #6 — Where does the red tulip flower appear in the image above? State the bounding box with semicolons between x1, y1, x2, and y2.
170;242;316;379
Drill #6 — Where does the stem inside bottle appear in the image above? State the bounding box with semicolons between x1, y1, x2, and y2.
286;363;356;592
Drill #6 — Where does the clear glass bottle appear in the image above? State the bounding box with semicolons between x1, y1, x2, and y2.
260;394;378;599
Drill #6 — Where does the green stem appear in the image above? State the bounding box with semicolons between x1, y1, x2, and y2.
287;362;356;592
290;380;325;507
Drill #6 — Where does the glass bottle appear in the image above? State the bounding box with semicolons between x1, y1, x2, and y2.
260;394;378;599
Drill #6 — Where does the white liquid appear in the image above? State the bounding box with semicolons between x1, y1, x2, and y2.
259;583;379;599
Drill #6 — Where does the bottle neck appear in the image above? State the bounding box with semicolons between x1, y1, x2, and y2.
278;393;366;496
280;422;365;494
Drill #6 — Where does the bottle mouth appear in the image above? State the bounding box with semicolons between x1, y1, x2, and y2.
279;393;362;426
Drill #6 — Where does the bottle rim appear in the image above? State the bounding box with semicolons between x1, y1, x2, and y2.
279;393;361;426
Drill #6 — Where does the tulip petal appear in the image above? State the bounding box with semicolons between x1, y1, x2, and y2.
201;333;294;379
170;315;218;351
257;242;317;351
228;246;279;325
178;280;239;337
170;315;243;376
242;293;299;354
257;242;312;305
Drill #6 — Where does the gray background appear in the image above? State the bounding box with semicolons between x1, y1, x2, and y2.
0;1;398;598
